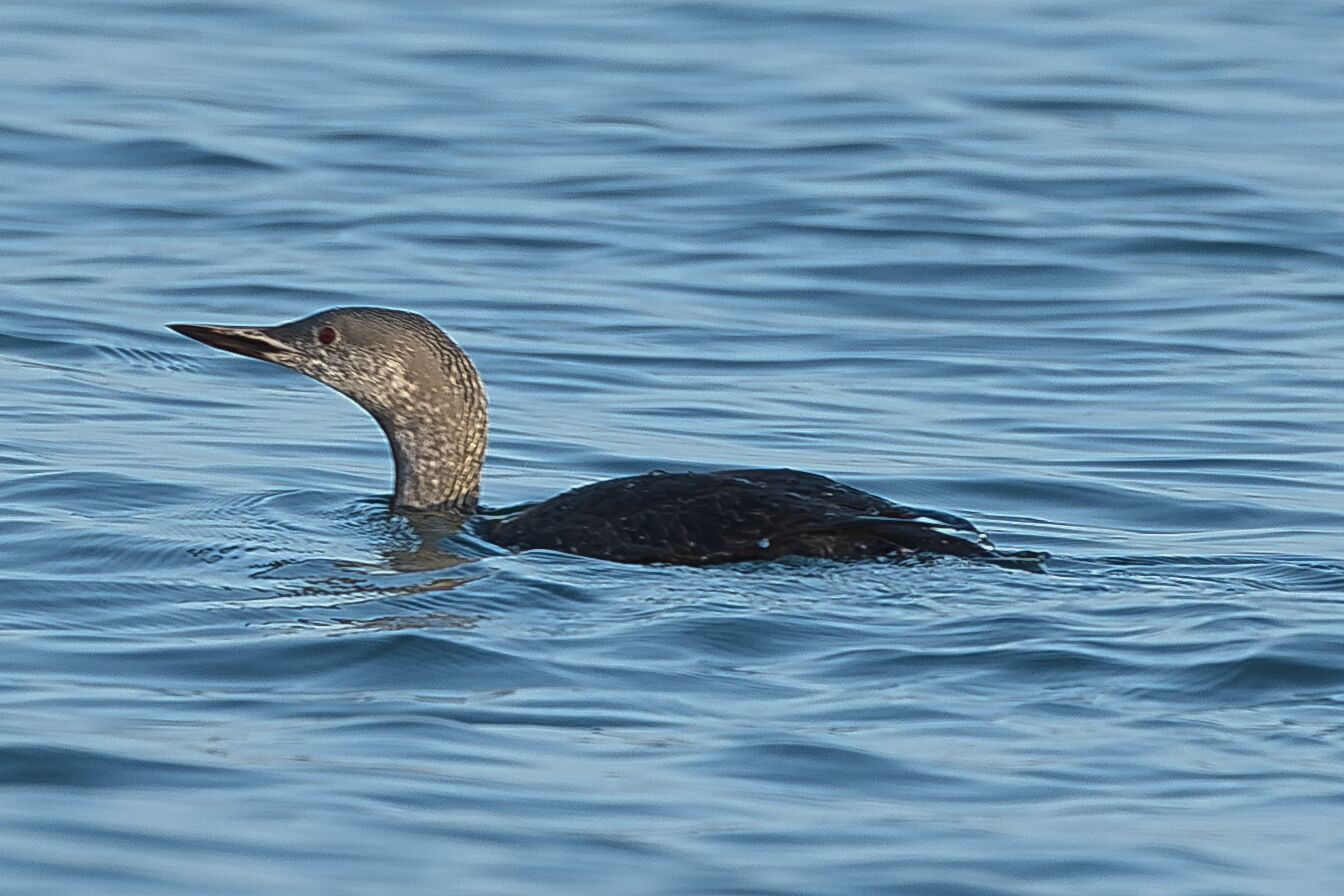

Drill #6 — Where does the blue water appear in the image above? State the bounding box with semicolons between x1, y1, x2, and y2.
2;1;1343;892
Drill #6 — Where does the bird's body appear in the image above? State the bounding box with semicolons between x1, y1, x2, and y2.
170;307;1043;567
481;468;995;565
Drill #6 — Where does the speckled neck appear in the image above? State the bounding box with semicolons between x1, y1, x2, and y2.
374;352;488;513
170;306;491;513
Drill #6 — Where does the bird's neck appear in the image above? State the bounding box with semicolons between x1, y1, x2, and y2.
374;372;488;514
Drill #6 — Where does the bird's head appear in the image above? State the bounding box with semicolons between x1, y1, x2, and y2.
169;306;475;425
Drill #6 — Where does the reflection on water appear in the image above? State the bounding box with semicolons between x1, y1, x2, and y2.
2;1;1343;894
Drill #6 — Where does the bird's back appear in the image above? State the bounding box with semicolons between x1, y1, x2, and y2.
479;468;998;565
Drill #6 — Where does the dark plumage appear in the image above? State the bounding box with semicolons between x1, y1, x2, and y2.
482;468;1000;565
169;307;1044;567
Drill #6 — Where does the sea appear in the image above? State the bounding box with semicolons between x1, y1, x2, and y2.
1;1;1342;893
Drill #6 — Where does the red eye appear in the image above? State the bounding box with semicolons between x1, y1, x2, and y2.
318;326;337;345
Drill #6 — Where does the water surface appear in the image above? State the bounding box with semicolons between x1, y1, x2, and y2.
2;1;1343;893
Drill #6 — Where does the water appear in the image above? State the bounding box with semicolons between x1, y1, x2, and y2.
2;0;1343;892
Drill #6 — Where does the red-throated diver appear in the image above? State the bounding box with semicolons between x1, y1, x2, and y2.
169;307;1043;566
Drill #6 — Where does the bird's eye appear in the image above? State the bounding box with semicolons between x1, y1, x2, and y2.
318;326;338;345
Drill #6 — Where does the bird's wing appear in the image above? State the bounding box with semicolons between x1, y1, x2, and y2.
482;469;991;564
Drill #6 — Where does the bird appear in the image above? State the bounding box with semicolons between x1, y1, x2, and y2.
169;307;1044;567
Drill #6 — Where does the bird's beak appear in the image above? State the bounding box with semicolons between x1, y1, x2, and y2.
167;323;294;363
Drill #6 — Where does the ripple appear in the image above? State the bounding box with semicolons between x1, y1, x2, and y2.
0;128;279;171
91;138;280;171
0;744;247;789
702;740;962;791
1172;635;1344;698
